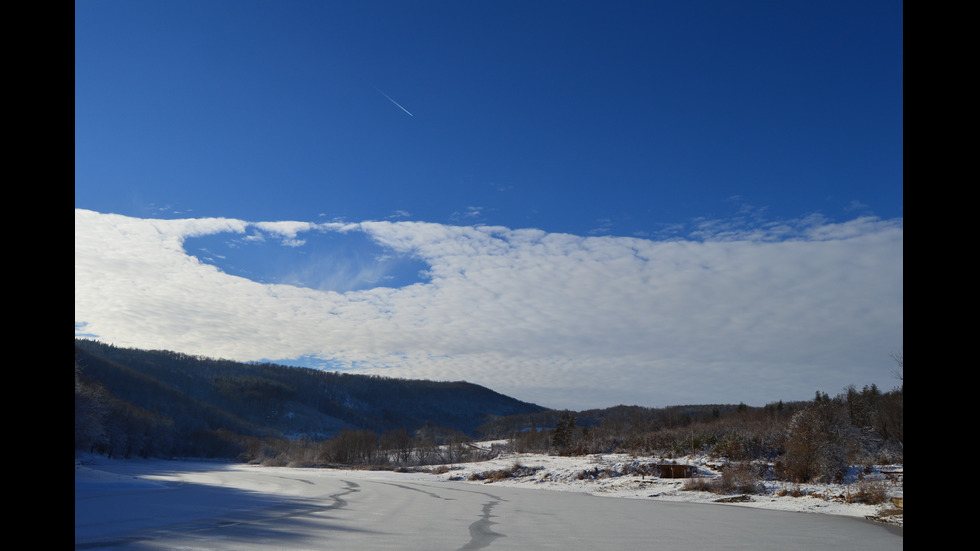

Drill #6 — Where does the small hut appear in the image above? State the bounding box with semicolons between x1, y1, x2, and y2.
658;464;697;478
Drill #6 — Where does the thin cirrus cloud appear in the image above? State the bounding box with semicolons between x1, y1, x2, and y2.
74;209;903;409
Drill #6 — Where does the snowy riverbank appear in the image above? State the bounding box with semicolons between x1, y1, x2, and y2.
76;447;903;530
397;446;903;526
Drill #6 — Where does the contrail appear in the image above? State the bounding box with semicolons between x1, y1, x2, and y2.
376;88;414;117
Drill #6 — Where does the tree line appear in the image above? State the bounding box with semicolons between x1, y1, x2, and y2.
497;383;902;484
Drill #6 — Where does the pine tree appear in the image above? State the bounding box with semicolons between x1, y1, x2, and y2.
552;410;576;455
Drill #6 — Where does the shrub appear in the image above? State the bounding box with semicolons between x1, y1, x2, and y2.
849;479;889;505
782;400;854;483
683;476;714;492
682;462;764;495
716;462;766;494
469;461;543;481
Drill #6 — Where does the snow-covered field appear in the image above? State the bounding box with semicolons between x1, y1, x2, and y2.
424;443;904;525
76;446;902;550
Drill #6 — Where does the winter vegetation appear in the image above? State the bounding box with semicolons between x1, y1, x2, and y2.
76;339;902;525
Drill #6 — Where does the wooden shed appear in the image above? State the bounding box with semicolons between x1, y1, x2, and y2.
658;464;698;478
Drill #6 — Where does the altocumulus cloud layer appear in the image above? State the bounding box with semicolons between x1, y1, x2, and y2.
75;209;903;409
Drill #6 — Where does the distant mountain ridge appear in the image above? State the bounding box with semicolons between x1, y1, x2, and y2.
74;339;547;458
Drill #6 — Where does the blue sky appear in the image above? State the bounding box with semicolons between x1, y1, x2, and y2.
75;1;903;409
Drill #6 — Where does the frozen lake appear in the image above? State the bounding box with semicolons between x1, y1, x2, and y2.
76;459;902;550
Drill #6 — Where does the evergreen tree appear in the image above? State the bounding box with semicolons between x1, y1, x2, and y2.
552;410;576;455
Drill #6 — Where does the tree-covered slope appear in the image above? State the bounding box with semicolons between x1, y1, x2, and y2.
75;339;546;458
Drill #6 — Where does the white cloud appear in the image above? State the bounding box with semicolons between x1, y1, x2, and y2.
74;209;903;409
252;221;320;247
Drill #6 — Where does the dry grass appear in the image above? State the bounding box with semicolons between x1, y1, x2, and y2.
469;461;543;482
847;479;889;505
868;499;903;526
775;485;806;498
682;462;764;495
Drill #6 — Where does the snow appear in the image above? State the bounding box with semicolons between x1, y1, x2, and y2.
419;443;903;525
77;445;902;522
76;450;902;550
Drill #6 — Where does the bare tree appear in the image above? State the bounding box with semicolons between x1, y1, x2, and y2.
891;348;903;385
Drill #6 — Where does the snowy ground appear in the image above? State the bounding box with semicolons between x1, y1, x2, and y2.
418;443;903;526
75;451;902;550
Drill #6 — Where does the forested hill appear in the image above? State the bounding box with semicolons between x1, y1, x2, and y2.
74;339;547;459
